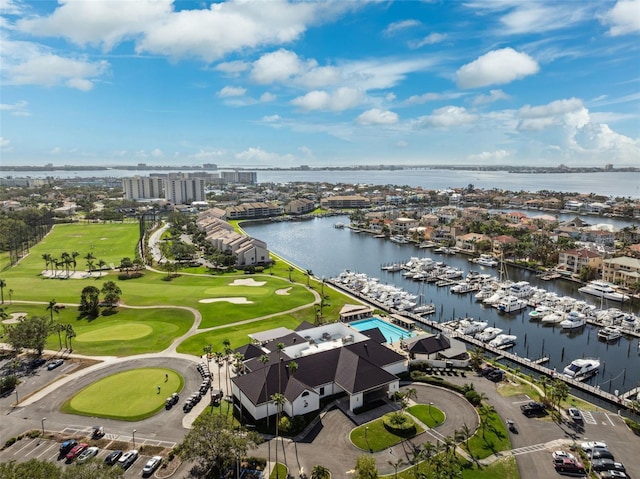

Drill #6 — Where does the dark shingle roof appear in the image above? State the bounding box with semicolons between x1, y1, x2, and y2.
234;343;264;361
408;334;451;354
358;327;387;344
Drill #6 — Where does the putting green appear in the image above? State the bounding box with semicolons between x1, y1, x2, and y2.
63;367;184;421
75;322;153;342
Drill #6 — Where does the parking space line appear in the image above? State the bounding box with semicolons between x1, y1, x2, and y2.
12;438;38;456
581;410;596;425
604;413;615;426
36;443;56;459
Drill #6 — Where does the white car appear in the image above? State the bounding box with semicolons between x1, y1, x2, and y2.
76;446;99;464
580;441;607;452
117;449;138;468
142;455;163;475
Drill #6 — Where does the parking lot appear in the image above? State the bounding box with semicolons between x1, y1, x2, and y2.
0;424;181;477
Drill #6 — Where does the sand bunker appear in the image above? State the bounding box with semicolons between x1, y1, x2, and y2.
275;287;292;295
41;270;104;280
199;297;254;304
229;278;266;287
1;312;27;325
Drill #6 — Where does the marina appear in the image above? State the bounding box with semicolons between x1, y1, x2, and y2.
243;215;640;403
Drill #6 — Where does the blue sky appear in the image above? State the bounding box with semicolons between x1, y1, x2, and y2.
1;0;639;168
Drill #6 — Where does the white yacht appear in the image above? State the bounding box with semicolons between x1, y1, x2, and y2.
562;358;600;379
560;310;587;329
541;311;566;324
578;280;630;302
456;319;488;335
489;334;517;348
496;295;528;313
598;325;622;341
528;305;553;320
473;254;498;267
509;281;534;298
476;327;503;342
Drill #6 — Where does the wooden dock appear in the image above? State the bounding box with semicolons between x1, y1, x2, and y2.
327;278;640;410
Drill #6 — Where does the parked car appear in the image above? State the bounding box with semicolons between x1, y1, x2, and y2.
47;359;64;370
117;449;138;469
554;458;585;474
591;449;615;460
590;458;626;473
567;407;582;422
600;471;629;479
92;426;104;438
580;440;607;452
59;439;77;454
520;401;546;416
76;446;99;464
104;450;122;465
65;443;88;461
552;450;575;461
142;456;163;475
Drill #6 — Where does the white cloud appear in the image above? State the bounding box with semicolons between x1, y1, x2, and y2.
291;87;364;112
356;108;399;125
384;19;421;36
0;136;12;149
215;61;250;75
396;140;408;148
190;149;226;160
405;92;464;105
601;0;640;36
262;114;282;123
468;150;511;162
251;49;307;84
298;145;313;157
456;48;539;89
260;92;277;102
518;97;585;130
0;99;30;116
419;106;479;128
499;4;588;35
409;33;447;48
472;89;510;106
0;0;25;15
217;86;247;98
151;148;164;157
235;147;296;166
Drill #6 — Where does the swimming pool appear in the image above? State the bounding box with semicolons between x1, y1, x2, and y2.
349;317;413;343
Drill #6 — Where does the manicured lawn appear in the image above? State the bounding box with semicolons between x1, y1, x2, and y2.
407;404;445;428
176;314;303;356
61;367;184;421
350;415;424;452
466;409;510;459
394;455;519;479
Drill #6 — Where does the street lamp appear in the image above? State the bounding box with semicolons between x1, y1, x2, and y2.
14;390;18;407
41;418;46;437
132;429;136;449
365;426;370;452
429;402;435;424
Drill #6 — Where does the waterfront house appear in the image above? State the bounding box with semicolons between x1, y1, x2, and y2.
284;198;315;215
492;235;518;257
231;323;406;422
455;233;491;253
557;248;602;277
320;195;370;209
603;256;640;289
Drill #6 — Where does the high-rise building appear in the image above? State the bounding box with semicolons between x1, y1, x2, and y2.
221;170;257;185
164;176;206;204
122;176;164;200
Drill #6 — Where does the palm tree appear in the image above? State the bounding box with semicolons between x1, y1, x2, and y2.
456;423;473;456
287;266;294;282
311;465;330;479
46;299;59;322
0;278;5;304
214;351;224;392
468;347;485;371
61;252;71;277
52;322;66;350
259;354;271;468
8;289;13;305
71;251;79;272
97;259;107;277
85;252;95;272
305;269;313;287
222;338;232;397
42;253;52;274
420;441;437;478
65;324;76;351
287;361;299;422
388;458;406;479
271;392;286;479
478;403;496;439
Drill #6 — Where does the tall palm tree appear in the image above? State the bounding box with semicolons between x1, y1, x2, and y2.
388;458;406;479
61;252;71;277
52;322;66;350
42;253;52;274
259;354;271;469
287;361;298;423
8;289;13;305
478;404;496;439
214;351;224;392
65;324;76;351
271;392;286;479
71;251;79;272
46;299;59;322
305;269;313;287
97;259;107;277
0;278;5;304
222;338;232;397
85;252;95;272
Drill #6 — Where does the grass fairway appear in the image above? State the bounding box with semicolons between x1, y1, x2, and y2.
176;314;303;356
62;367;184;421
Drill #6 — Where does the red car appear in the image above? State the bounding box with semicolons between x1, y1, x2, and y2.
65;443;88;461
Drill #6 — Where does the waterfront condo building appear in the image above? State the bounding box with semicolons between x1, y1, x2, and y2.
122;176;164;200
164;176;206;204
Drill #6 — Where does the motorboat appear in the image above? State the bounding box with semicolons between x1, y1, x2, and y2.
496;295;528;313
473;254;498;267
390;235;409;244
541;311;566;324
476;327;503;342
560;310;587;329
562;358;600;379
598;325;622;341
450;282;475;294
509;281;534;298
528;305;553;320
489;334;517;348
413;302;436;315
456;319;488;335
578;280;630;302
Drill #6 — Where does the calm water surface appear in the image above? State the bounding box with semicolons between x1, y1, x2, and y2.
244;215;640;396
